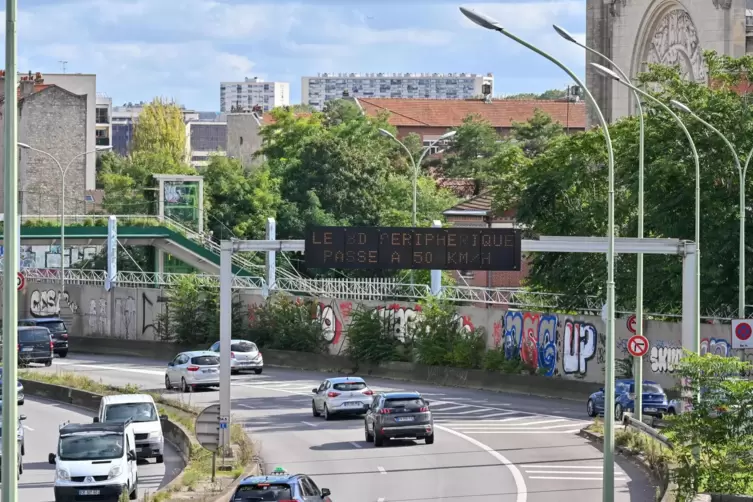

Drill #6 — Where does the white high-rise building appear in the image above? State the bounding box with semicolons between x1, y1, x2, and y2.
301;72;494;110
219;77;289;113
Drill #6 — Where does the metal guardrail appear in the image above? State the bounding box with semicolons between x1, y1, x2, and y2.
622;412;673;449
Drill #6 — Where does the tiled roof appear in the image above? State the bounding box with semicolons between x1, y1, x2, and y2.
17;84;50;100
357;98;586;129
436;178;476;198
446;191;494;213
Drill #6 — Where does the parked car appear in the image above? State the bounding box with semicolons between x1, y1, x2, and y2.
587;379;669;419
364;391;434;446
0;368;25;405
312;377;374;420
19;317;69;357
165;351;220;392
17;326;54;367
0;407;26;481
208;339;263;375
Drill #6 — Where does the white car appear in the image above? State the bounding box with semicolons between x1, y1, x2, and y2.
209;339;263;375
312;376;374;420
0;411;26;481
165;351;220;392
96;394;166;464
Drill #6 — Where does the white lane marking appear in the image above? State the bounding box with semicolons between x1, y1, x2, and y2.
474;411;518;419
528;476;626;481
440;408;492;415
349;441;362;449
377;498;385;501
439;417;529;425
54;362;164;376
301;421;319;427
437;425;526;502
237;404;253;409
525;470;623;474
450;430;582;434
430;405;468;412
377;466;386;474
23;425;34;431
520;465;605;469
451;422;585;430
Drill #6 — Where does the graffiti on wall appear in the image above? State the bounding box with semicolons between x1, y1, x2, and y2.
700;337;730;357
115;296;136;339
30;289;79;317
142;293;169;340
649;340;682;373
562;319;596;375
501;311;559;376
375;304;420;342
315;301;344;345
87;298;107;335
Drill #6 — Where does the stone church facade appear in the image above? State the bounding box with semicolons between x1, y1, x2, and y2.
586;0;751;125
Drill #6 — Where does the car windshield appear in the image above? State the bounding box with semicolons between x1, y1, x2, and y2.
385;398;425;408
59;432;124;461
234;483;292;500
191;355;219;365
333;382;366;391
37;321;66;333
104;403;158;423
231;342;257;352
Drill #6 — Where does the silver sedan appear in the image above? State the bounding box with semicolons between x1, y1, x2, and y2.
165;351;220;392
312;376;374;420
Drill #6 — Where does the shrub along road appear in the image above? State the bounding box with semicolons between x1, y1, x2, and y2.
29;354;657;502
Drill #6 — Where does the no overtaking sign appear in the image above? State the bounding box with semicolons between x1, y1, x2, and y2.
627;334;649;358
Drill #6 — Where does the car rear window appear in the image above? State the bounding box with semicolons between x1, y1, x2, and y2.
191;355;219;366
385;398;425;408
231;342;257;353
233;482;292;500
36;321;66;333
642;384;664;394
334;382;366;391
19;329;50;343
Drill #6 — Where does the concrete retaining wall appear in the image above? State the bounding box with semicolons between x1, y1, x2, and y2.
6;280;752;390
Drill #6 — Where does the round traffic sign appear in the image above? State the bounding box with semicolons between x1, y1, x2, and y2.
628;334;649;358
627;314;637;334
735;322;752;341
16;272;24;291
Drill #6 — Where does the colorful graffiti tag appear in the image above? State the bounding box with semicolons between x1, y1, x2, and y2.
700;337;730;357
649;340;682;373
562;319;596;375
502;311;558;376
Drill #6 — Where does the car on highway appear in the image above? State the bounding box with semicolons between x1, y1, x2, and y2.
165;350;220;392
50;418;139;502
311;376;374;420
587;379;669;419
19;317;70;357
364;391;434;446
95;394;167;464
0;409;26;481
17;325;54;367
208;339;263;375
231;467;332;501
0;367;26;405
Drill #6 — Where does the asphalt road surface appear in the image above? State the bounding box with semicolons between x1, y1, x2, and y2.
34;354;657;502
12;396;183;501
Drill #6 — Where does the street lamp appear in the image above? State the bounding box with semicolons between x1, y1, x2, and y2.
459;7;618;500
378;128;456;227
18;143;112;291
553;25;647;421
669;99;753;320
592;63;701;355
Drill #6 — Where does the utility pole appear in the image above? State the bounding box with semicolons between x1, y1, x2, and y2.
59;60;68;73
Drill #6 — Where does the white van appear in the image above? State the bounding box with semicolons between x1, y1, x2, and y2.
96;394;166;463
50;419;138;501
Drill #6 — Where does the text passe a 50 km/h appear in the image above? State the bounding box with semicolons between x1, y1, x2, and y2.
304;227;521;271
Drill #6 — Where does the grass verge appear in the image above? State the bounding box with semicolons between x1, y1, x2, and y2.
20;369;256;501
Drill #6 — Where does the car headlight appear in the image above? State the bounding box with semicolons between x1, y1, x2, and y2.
149;432;162;439
108;464;122;479
56;468;70;481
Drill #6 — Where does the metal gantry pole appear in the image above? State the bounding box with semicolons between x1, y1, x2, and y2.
219;241;233;451
2;0;20;497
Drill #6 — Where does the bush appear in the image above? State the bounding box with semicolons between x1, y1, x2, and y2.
413;299;486;369
247;294;328;353
345;305;411;364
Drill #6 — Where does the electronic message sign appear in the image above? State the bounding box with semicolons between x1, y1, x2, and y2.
304;226;521;271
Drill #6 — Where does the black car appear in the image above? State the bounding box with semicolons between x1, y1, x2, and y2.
364;391;434;447
19;317;69;357
17;326;53;366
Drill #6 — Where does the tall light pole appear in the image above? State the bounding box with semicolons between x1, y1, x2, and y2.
553;25;646;421
379;129;456;227
459;7;617;500
18;143;112;291
592;64;701;354
2;0;20;497
669;100;751;320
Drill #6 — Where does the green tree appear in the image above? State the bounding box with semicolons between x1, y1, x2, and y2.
132;98;187;165
510;108;566;158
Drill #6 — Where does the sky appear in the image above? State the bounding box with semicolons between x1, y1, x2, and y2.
0;0;586;111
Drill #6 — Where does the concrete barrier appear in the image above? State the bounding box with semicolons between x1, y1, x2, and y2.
73;337;600;401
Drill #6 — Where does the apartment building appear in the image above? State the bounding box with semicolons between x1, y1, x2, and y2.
301;72;494;110
95;93;112;150
219;77;290;113
185;121;227;167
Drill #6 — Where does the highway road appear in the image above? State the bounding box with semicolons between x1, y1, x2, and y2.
15;396;183;501
34;354;657;502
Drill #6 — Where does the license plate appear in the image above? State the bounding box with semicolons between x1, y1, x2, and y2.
395;416;415;422
343;401;362;407
21;347;33;352
644;407;657;412
203;369;217;373
79;490;100;496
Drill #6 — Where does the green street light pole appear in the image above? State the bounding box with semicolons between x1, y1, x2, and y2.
553;23;646;422
592;64;701;354
669;100;749;320
459;8;617;500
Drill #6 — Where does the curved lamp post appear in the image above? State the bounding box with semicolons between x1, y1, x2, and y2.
459;7;618;499
669;100;753;320
592;64;701;355
553;25;647;421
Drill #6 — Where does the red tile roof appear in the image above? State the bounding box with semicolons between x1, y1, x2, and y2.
357;97;586;129
17;84;50;100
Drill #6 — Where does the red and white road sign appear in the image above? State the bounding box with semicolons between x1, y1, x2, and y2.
16;272;24;291
732;319;753;349
627;334;649;358
627;314;637;334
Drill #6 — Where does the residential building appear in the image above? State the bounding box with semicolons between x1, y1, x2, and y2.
95;93;112;149
0;74;87;216
220;77;290;113
302;73;494;111
185;121;227;167
111;106;139;156
226;109;265;168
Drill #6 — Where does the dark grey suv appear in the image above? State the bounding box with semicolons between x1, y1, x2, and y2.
364;391;434;447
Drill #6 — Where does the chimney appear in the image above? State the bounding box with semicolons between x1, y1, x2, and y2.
20;78;34;98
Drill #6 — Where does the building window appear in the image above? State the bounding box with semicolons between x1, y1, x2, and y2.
239;136;243;145
95;108;109;124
